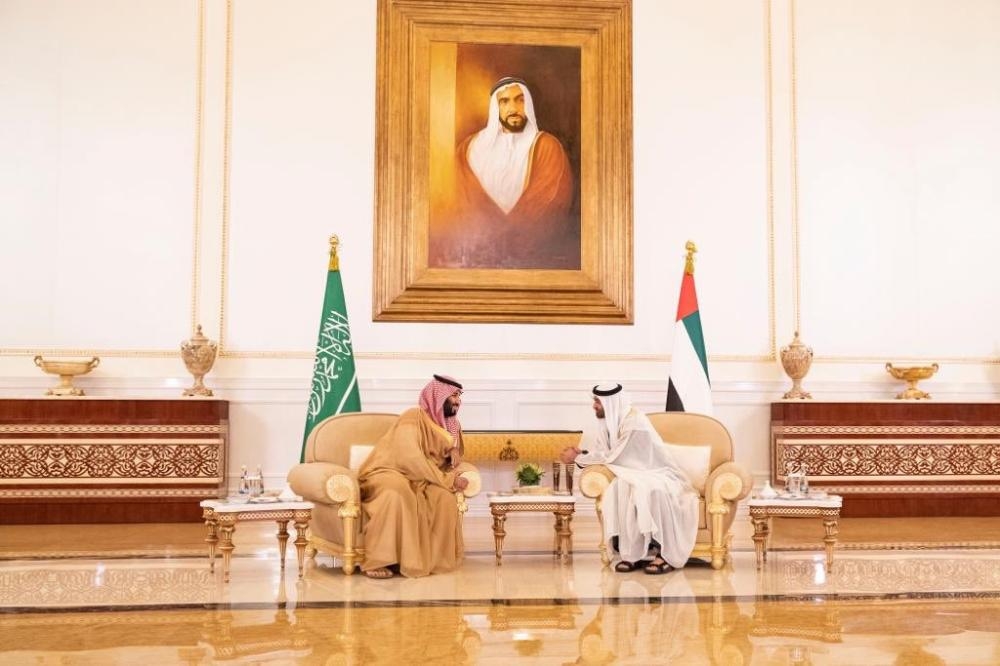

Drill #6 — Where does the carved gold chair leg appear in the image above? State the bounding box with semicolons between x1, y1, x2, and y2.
339;501;360;575
709;502;729;570
595;496;610;566
292;512;310;578
203;514;219;573
276;519;290;571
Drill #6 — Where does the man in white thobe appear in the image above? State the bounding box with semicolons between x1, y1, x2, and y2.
562;383;699;573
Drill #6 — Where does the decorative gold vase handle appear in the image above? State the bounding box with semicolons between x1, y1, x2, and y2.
33;355;44;368
88;357;101;370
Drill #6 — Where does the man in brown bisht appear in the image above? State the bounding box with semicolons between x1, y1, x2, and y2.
358;374;469;579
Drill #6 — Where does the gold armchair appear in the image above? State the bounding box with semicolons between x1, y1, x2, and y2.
286;412;481;575
579;411;751;569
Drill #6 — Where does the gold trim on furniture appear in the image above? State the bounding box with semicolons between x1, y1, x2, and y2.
463;431;582;462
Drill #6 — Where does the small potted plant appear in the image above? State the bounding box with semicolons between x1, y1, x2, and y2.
514;462;547;494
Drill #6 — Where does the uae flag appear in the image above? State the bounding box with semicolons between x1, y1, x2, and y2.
666;243;713;414
301;236;362;461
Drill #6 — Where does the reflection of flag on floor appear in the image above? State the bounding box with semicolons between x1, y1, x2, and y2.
301;236;361;462
666;242;712;415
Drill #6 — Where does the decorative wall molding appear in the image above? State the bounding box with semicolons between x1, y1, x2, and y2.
220;350;777;362
217;0;234;353
190;0;207;333
1;376;997;404
764;0;777;360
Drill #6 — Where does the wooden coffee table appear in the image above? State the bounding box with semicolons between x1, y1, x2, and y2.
748;495;842;572
489;494;576;564
200;498;314;582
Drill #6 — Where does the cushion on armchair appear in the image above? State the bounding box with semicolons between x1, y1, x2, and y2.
662;443;712;493
348;444;375;471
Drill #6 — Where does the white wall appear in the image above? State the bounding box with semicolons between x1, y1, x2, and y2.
2;0;999;500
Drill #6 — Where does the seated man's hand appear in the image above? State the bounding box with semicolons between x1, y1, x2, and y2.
560;446;580;465
453;475;470;493
448;447;462;469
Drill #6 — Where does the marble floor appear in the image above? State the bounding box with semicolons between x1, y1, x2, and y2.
2;515;1000;664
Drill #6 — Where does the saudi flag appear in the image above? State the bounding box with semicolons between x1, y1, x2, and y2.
301;236;361;461
666;242;712;415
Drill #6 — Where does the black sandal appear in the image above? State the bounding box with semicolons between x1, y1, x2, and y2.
614;560;643;573
644;558;673;575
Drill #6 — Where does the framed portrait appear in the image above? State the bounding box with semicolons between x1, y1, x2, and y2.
373;0;632;324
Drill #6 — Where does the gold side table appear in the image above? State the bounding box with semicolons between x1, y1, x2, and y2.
488;494;577;564
200;498;314;582
748;495;842;573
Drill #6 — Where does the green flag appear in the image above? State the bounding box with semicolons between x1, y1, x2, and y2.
301;236;361;461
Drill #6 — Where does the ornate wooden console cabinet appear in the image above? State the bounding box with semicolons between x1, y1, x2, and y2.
771;401;1000;517
0;398;228;523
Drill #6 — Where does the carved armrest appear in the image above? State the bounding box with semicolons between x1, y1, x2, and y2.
287;461;359;505
579;465;615;499
453;462;482;498
705;462;752;505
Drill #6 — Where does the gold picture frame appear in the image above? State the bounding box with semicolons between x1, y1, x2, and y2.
373;0;633;324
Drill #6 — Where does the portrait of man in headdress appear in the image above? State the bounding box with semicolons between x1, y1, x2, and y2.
427;43;582;270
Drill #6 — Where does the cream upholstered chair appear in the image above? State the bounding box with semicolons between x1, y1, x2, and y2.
286;412;482;575
579;411;751;569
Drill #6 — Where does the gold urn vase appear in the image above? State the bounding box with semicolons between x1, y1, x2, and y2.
886;363;938;400
180;325;218;397
34;356;100;396
780;331;813;399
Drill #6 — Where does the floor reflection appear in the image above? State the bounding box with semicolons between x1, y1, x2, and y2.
571;598;752;665
4;598;998;665
8;518;1000;663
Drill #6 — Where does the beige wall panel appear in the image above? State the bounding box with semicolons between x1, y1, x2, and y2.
795;0;1000;359
0;0;197;350
633;0;771;360
224;0;376;352
223;0;770;359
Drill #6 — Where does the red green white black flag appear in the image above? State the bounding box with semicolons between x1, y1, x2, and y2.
666;242;712;414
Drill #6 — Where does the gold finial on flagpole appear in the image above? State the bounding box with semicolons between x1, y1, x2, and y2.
684;241;697;275
328;235;340;271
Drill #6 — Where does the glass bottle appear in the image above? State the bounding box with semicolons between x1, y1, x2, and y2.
238;465;248;496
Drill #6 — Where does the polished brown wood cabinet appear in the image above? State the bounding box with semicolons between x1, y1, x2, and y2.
771;401;1000;517
0;398;229;523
